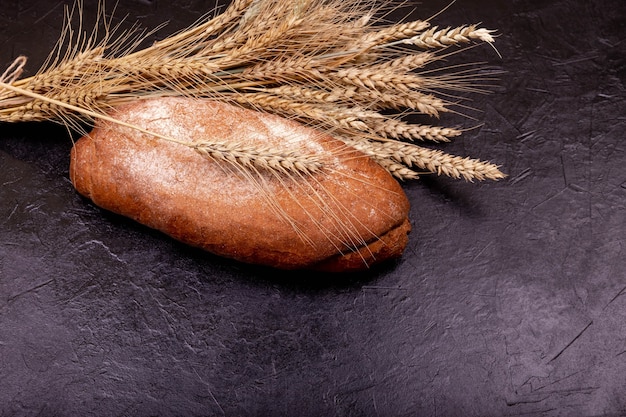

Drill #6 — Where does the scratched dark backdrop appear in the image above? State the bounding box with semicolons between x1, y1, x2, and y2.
1;0;625;416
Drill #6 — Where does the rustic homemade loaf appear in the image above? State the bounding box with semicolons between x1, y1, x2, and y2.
70;97;411;271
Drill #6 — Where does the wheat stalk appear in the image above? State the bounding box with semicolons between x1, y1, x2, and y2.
0;0;504;182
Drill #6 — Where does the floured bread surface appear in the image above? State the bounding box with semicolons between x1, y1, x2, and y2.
70;97;411;271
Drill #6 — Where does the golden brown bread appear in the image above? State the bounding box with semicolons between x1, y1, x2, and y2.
70;97;411;271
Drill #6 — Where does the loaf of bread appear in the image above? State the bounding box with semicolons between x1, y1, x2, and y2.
70;97;411;271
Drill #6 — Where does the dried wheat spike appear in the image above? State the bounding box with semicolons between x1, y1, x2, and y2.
345;139;504;182
408;25;496;49
193;141;325;175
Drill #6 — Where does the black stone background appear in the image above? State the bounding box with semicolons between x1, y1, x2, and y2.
1;0;625;416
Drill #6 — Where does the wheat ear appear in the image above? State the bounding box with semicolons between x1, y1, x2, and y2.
346;138;505;182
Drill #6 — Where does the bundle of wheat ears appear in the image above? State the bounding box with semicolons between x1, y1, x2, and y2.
0;0;503;182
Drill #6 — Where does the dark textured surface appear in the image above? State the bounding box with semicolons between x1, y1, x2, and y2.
1;1;625;416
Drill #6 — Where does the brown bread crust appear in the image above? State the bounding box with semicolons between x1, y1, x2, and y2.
70;98;410;270
311;218;411;272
